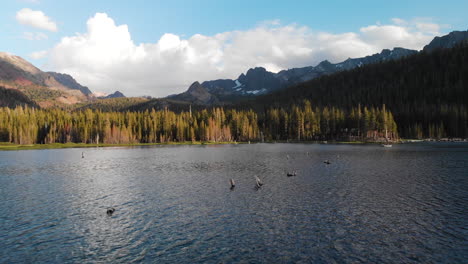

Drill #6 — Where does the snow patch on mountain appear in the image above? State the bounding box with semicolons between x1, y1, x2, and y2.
245;88;267;95
232;79;243;89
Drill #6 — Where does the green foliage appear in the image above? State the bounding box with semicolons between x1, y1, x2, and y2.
0;102;398;145
0;106;258;144
260;101;397;141
0;86;38;108
19;87;63;101
73;97;149;112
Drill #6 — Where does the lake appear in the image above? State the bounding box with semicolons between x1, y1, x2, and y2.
0;143;467;263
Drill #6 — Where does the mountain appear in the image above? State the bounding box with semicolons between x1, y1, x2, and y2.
0;52;92;107
169;81;218;105
423;30;468;52
171;47;417;104
47;72;93;95
276;47;418;85
98;91;126;99
171;30;468;106
248;43;468;139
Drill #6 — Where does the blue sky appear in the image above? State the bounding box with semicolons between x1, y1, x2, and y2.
1;0;467;96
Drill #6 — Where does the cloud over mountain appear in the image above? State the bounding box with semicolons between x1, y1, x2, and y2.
47;13;442;97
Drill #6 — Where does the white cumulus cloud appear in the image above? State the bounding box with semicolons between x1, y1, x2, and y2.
47;14;444;97
16;8;57;32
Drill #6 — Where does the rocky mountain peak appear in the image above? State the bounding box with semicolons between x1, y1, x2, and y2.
423;30;468;52
169;29;468;106
187;81;203;91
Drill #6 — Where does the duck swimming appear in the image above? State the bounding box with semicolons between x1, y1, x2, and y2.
106;208;115;216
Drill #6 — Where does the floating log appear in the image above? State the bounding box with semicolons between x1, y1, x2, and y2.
255;176;263;188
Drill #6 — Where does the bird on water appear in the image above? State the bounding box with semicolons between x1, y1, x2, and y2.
106;208;115;216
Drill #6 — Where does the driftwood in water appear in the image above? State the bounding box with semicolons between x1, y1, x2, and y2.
230;179;235;189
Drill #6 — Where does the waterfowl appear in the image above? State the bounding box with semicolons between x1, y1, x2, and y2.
324;160;331;165
287;171;297;177
106;208;115;216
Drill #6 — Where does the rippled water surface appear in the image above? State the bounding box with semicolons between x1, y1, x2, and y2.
0;143;467;263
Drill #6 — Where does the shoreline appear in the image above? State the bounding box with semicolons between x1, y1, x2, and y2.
0;141;238;151
1;139;465;151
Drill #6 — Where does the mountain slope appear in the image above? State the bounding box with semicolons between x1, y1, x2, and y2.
171;30;468;106
169;81;218;105
47;72;93;95
171;47;417;103
423;30;468;52
0;86;38;108
248;44;468;138
0;52;92;107
74;97;148;112
98;91;126;99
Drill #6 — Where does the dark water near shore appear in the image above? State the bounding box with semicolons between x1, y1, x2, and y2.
0;143;467;263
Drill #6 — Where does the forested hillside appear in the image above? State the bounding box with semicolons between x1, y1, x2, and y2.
73;97;149;112
249;44;468;138
0;86;38;108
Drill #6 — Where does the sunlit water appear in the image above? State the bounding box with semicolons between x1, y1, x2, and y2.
0;143;467;263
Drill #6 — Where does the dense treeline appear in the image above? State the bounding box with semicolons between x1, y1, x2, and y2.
0;101;397;144
0;106;258;144
251;44;468;138
261;101;397;141
73;97;150;112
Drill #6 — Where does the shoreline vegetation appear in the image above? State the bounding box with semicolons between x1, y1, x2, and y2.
1;139;466;151
0;102;399;146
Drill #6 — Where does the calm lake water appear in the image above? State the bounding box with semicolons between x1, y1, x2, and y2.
0;143;467;263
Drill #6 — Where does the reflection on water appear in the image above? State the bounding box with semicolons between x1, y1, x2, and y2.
0;143;467;263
